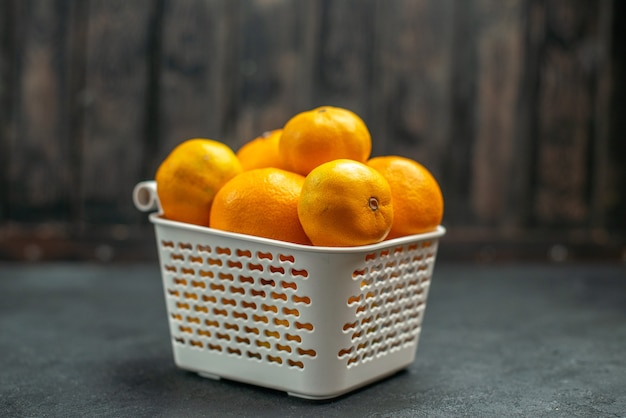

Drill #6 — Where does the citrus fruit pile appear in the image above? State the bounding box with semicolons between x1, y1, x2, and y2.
155;106;443;247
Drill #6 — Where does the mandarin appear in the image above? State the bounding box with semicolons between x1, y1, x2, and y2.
236;129;287;171
367;156;443;238
209;168;311;245
155;138;242;227
279;106;372;176
297;159;393;247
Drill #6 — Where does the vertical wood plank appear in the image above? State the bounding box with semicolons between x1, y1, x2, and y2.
608;0;626;230
507;0;544;231
81;0;154;223
369;0;454;171
441;0;477;225
66;0;89;229
230;0;322;147
309;0;374;121
0;0;18;220
157;0;227;163
291;1;322;114
590;0;614;231
140;0;165;182
530;0;603;227
471;0;525;225
4;0;72;222
215;0;243;146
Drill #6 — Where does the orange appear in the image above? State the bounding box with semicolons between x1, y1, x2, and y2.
209;168;311;245
297;159;393;247
279;106;372;176
155;138;242;227
236;129;287;171
367;156;443;238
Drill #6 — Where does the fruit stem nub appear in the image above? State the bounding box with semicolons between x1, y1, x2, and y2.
369;197;379;211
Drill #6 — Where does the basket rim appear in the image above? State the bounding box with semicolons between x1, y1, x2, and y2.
149;213;446;254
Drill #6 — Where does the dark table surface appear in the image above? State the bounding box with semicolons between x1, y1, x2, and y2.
1;261;625;417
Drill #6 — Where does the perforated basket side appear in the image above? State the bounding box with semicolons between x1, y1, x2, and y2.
153;219;323;372
149;213;444;399
336;237;439;368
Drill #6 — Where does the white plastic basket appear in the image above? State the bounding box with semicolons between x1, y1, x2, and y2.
133;181;445;399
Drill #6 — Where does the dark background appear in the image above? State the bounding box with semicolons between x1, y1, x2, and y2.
0;0;624;263
1;3;625;415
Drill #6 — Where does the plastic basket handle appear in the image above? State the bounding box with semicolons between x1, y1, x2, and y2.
133;181;161;213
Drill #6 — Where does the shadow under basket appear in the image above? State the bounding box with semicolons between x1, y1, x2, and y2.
133;181;446;399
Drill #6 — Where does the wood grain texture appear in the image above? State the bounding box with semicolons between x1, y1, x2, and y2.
311;0;374;120
531;0;602;227
231;0;321;148
0;0;623;261
369;0;454;172
443;0;478;225
80;0;154;223
5;0;72;222
0;0;17;220
472;0;524;225
608;0;626;230
590;0;615;230
157;0;225;162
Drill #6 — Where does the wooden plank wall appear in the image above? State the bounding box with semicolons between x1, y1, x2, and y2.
0;0;623;262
